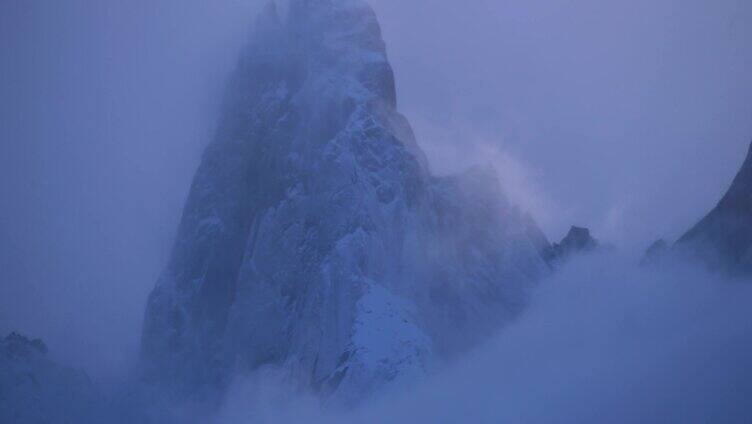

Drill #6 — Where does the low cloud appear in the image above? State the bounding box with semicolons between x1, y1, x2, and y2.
215;253;752;423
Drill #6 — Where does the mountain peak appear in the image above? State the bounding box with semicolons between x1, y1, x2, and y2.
716;140;752;213
141;1;548;405
545;226;600;264
677;140;752;275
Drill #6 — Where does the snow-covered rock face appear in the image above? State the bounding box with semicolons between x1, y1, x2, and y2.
677;141;752;276
141;0;548;405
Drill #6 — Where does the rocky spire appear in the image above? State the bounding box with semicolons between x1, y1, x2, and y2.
141;0;549;405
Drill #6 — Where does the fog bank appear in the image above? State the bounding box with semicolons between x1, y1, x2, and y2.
216;254;752;423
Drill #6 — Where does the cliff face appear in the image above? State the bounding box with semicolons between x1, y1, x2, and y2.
141;0;549;404
677;142;752;276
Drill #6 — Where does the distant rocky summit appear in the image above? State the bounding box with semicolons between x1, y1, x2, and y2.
676;141;752;276
534;225;602;266
0;333;102;423
550;226;600;261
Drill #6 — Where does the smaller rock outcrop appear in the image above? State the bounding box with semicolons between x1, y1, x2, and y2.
548;226;600;264
0;332;102;423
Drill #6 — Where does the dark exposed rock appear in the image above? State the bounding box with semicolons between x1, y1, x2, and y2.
676;141;752;276
548;226;600;264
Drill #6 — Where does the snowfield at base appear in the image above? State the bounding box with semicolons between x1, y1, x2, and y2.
337;282;433;403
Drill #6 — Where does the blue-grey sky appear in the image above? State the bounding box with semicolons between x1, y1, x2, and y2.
372;0;752;245
1;0;751;381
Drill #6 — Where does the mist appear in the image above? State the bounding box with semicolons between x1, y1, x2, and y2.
372;0;752;245
1;0;752;421
0;0;266;384
215;254;752;423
